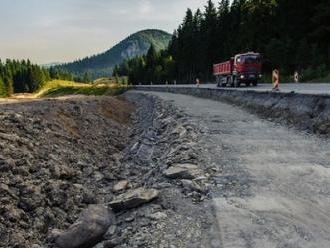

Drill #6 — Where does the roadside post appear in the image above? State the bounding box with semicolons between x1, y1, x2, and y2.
294;71;299;83
272;69;280;91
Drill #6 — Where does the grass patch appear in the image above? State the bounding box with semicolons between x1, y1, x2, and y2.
36;80;128;98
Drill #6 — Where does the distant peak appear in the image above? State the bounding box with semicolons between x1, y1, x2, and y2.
58;29;172;79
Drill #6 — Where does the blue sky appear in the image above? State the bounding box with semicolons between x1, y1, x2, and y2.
0;0;207;64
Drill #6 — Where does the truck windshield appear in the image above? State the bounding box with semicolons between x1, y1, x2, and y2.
241;55;260;64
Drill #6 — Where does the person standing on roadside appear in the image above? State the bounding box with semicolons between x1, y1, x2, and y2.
272;69;280;91
196;78;200;87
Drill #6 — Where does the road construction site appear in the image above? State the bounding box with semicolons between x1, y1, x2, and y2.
1;83;329;247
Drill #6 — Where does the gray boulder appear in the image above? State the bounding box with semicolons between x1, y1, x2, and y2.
54;205;115;248
164;164;202;179
109;188;159;212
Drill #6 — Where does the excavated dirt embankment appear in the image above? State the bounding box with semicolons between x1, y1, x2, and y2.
0;94;218;248
0;96;135;247
134;86;330;136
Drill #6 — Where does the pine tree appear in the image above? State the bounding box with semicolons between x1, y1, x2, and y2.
312;0;330;64
82;72;91;83
0;76;6;97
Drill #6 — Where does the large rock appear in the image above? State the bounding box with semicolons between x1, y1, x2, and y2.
54;205;115;248
113;180;129;192
109;188;159;212
164;164;202;179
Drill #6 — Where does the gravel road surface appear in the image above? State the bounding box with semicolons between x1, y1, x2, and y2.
138;83;330;96
136;91;330;248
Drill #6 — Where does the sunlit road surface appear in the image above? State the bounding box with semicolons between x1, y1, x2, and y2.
137;83;330;96
139;91;330;248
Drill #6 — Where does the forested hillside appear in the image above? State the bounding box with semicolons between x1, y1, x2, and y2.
57;29;172;79
0;60;72;96
115;0;330;84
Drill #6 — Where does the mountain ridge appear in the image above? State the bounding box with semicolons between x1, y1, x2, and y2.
57;29;172;79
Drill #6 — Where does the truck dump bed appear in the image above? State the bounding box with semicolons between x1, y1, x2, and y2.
213;61;232;76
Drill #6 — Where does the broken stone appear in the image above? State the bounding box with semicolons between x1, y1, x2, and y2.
113;180;129;192
13;166;30;176
94;172;105;182
164;164;203;179
4;207;24;222
125;216;135;222
0;157;15;172
10;232;27;247
148;212;168;220
104;225;117;239
52;164;75;179
82;190;98;204
181;179;205;193
54;205;115;248
0;183;10;193
17;184;44;211
109;188;159;212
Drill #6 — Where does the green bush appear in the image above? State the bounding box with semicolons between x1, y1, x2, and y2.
301;64;329;82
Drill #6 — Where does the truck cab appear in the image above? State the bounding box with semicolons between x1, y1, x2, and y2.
233;52;262;86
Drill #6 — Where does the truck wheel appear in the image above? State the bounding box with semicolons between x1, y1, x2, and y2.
252;81;258;86
245;82;251;87
229;77;234;87
233;77;240;88
222;77;229;87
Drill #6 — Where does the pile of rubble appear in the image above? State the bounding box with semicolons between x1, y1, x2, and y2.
104;92;215;248
0;93;216;248
0;96;134;247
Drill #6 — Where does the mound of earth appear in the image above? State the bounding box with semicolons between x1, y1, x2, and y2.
0;96;134;247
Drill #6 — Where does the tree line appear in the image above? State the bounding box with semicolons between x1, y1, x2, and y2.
0;59;73;97
114;0;330;84
112;44;175;85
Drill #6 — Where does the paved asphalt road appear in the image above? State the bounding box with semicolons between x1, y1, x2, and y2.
139;91;330;248
138;83;330;96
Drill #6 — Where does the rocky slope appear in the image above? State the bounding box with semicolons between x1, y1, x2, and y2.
0;93;219;247
0;96;134;247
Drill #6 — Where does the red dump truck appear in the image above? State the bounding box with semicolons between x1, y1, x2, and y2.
213;52;262;87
